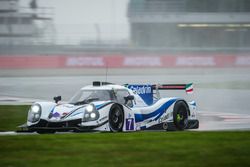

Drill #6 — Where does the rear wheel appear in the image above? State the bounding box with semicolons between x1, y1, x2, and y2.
109;105;124;132
173;101;189;130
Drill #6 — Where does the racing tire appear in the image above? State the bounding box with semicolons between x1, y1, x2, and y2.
109;104;124;132
173;101;189;130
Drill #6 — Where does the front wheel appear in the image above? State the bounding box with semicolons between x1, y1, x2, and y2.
173;101;189;130
109;105;124;132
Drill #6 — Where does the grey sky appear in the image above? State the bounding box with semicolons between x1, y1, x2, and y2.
20;0;129;44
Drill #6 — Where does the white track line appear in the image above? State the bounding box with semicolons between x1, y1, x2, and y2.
0;131;37;136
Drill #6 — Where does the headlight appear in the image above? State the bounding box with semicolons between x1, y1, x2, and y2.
90;113;96;119
86;104;94;113
31;105;40;113
28;104;41;123
83;104;99;122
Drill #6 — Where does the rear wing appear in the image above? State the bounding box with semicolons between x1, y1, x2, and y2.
152;83;193;94
126;83;193;105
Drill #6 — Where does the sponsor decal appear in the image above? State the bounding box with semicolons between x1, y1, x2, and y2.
127;85;153;105
66;57;105;67
126;118;134;131
129;85;152;95
176;56;215;66
158;113;171;124
123;57;162;67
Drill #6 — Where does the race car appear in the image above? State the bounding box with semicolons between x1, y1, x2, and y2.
19;81;199;133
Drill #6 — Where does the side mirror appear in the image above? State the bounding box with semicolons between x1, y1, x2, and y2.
124;95;134;107
53;96;61;103
124;95;134;101
124;95;134;106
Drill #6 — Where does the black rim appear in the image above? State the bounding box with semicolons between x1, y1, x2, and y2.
109;106;124;132
176;106;188;128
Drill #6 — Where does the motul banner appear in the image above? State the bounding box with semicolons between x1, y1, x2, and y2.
123;56;162;67
66;57;105;67
0;54;250;69
176;56;216;67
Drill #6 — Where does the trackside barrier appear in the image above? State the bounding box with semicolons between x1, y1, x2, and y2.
0;54;250;69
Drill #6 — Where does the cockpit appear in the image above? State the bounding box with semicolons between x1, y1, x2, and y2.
69;89;132;106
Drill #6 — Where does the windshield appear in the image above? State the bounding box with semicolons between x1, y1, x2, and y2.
69;90;112;104
69;89;131;105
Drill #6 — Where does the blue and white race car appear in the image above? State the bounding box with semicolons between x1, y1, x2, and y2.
19;81;199;133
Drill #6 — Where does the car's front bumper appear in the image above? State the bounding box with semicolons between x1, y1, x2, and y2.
18;119;107;132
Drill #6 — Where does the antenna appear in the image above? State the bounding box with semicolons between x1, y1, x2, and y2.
105;62;108;82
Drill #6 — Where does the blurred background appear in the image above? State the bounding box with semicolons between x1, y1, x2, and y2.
0;0;250;119
0;0;249;54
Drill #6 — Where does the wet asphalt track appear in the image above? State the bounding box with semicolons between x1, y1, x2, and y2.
0;68;250;134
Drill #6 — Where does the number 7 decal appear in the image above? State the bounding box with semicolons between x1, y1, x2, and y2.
126;118;134;131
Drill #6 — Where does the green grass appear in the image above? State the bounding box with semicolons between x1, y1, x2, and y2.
0;132;250;167
0;106;250;167
0;105;30;131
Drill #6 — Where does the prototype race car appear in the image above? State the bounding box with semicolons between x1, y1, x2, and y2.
19;81;199;133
